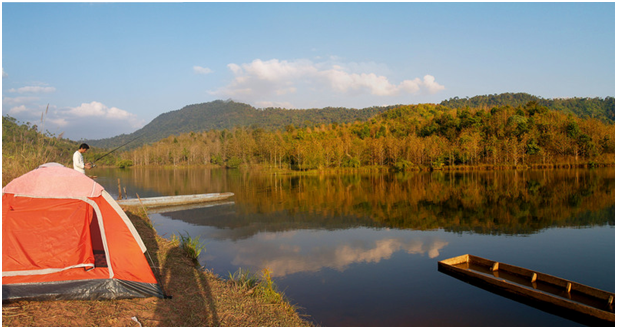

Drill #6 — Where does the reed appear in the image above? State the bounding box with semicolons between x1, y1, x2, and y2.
178;232;206;262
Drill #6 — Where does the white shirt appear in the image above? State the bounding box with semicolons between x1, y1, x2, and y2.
73;150;86;174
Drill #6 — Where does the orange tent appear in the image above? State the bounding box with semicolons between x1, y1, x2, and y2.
2;163;164;301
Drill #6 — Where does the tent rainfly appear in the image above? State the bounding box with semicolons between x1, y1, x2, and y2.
2;163;165;301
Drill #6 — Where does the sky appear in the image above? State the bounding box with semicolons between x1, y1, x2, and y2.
2;2;615;141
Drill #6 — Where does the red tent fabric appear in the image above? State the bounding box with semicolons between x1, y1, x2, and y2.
2;164;164;300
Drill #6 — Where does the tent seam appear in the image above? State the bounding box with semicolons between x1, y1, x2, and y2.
3;263;96;277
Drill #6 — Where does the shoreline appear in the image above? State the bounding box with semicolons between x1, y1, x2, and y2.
98;159;615;174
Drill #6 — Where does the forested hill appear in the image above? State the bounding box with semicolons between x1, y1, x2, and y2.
440;93;614;123
88;94;615;149
87;100;398;149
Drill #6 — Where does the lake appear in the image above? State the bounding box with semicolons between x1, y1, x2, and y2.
91;167;615;326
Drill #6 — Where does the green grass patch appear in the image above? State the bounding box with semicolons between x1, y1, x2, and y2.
228;268;289;306
177;232;206;262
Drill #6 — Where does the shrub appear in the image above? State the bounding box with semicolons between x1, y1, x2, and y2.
211;154;224;166
342;157;361;168
226;156;242;169
393;159;412;172
116;159;133;169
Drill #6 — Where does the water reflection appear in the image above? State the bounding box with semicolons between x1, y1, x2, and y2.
96;167;616;236
92;167;614;326
223;229;448;277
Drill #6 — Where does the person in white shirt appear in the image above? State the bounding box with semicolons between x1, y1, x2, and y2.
73;143;92;174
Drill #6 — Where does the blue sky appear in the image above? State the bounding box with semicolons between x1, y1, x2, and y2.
2;2;615;140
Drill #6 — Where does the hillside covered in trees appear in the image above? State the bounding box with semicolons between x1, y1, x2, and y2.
441;93;614;123
89;100;399;149
120;101;615;171
90;93;615;151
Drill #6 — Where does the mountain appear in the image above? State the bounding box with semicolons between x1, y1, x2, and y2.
86;100;398;149
440;93;614;123
87;94;615;150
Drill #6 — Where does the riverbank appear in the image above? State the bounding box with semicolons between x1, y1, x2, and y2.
1;209;312;327
125;153;615;174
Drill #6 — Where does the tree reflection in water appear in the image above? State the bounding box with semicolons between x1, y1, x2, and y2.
93;166;614;326
118;168;615;236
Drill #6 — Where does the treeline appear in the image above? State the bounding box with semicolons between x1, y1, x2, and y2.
121;102;615;170
2;115;120;186
441;93;615;123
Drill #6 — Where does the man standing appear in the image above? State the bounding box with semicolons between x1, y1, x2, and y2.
73;143;92;174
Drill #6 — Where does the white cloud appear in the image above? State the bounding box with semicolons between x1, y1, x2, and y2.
2;68;7;78
106;106;134;120
275;87;297;95
319;70;399;96
68;101;132;119
47;117;69;127
3;96;40;105
228;63;242;75
69;101;107;117
239;59;317;81
211;58;445;107
2;96;145;140
8;86;56;94
193;66;213;75
65;101;144;130
9;105;29;115
255;100;295;109
422;75;446;94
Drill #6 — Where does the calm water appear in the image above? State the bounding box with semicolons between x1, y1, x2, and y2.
91;167;615;326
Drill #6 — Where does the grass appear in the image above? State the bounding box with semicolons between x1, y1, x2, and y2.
1;209;312;327
229;268;292;306
228;268;260;289
177;232;206;262
227;268;295;315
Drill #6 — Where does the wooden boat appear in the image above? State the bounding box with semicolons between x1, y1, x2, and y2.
438;254;615;326
146;200;235;214
116;192;234;208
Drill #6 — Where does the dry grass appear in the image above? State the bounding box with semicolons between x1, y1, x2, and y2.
2;210;312;327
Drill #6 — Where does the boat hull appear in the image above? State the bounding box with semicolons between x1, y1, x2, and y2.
438;254;615;326
116;192;234;208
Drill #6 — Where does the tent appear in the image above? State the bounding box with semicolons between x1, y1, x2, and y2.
2;163;164;301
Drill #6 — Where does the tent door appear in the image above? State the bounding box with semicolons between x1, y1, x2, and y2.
89;208;108;268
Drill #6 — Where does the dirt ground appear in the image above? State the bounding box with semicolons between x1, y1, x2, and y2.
2;209;312;327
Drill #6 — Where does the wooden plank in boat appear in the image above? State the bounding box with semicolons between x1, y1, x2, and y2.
116;192;234;208
438;254;615;326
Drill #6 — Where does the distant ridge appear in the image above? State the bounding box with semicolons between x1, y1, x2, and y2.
87;94;615;149
86;100;398;149
440;92;614;123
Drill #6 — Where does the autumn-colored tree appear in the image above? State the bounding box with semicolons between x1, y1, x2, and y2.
118;102;614;170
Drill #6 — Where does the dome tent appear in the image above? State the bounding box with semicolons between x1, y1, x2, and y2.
2;163;164;301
